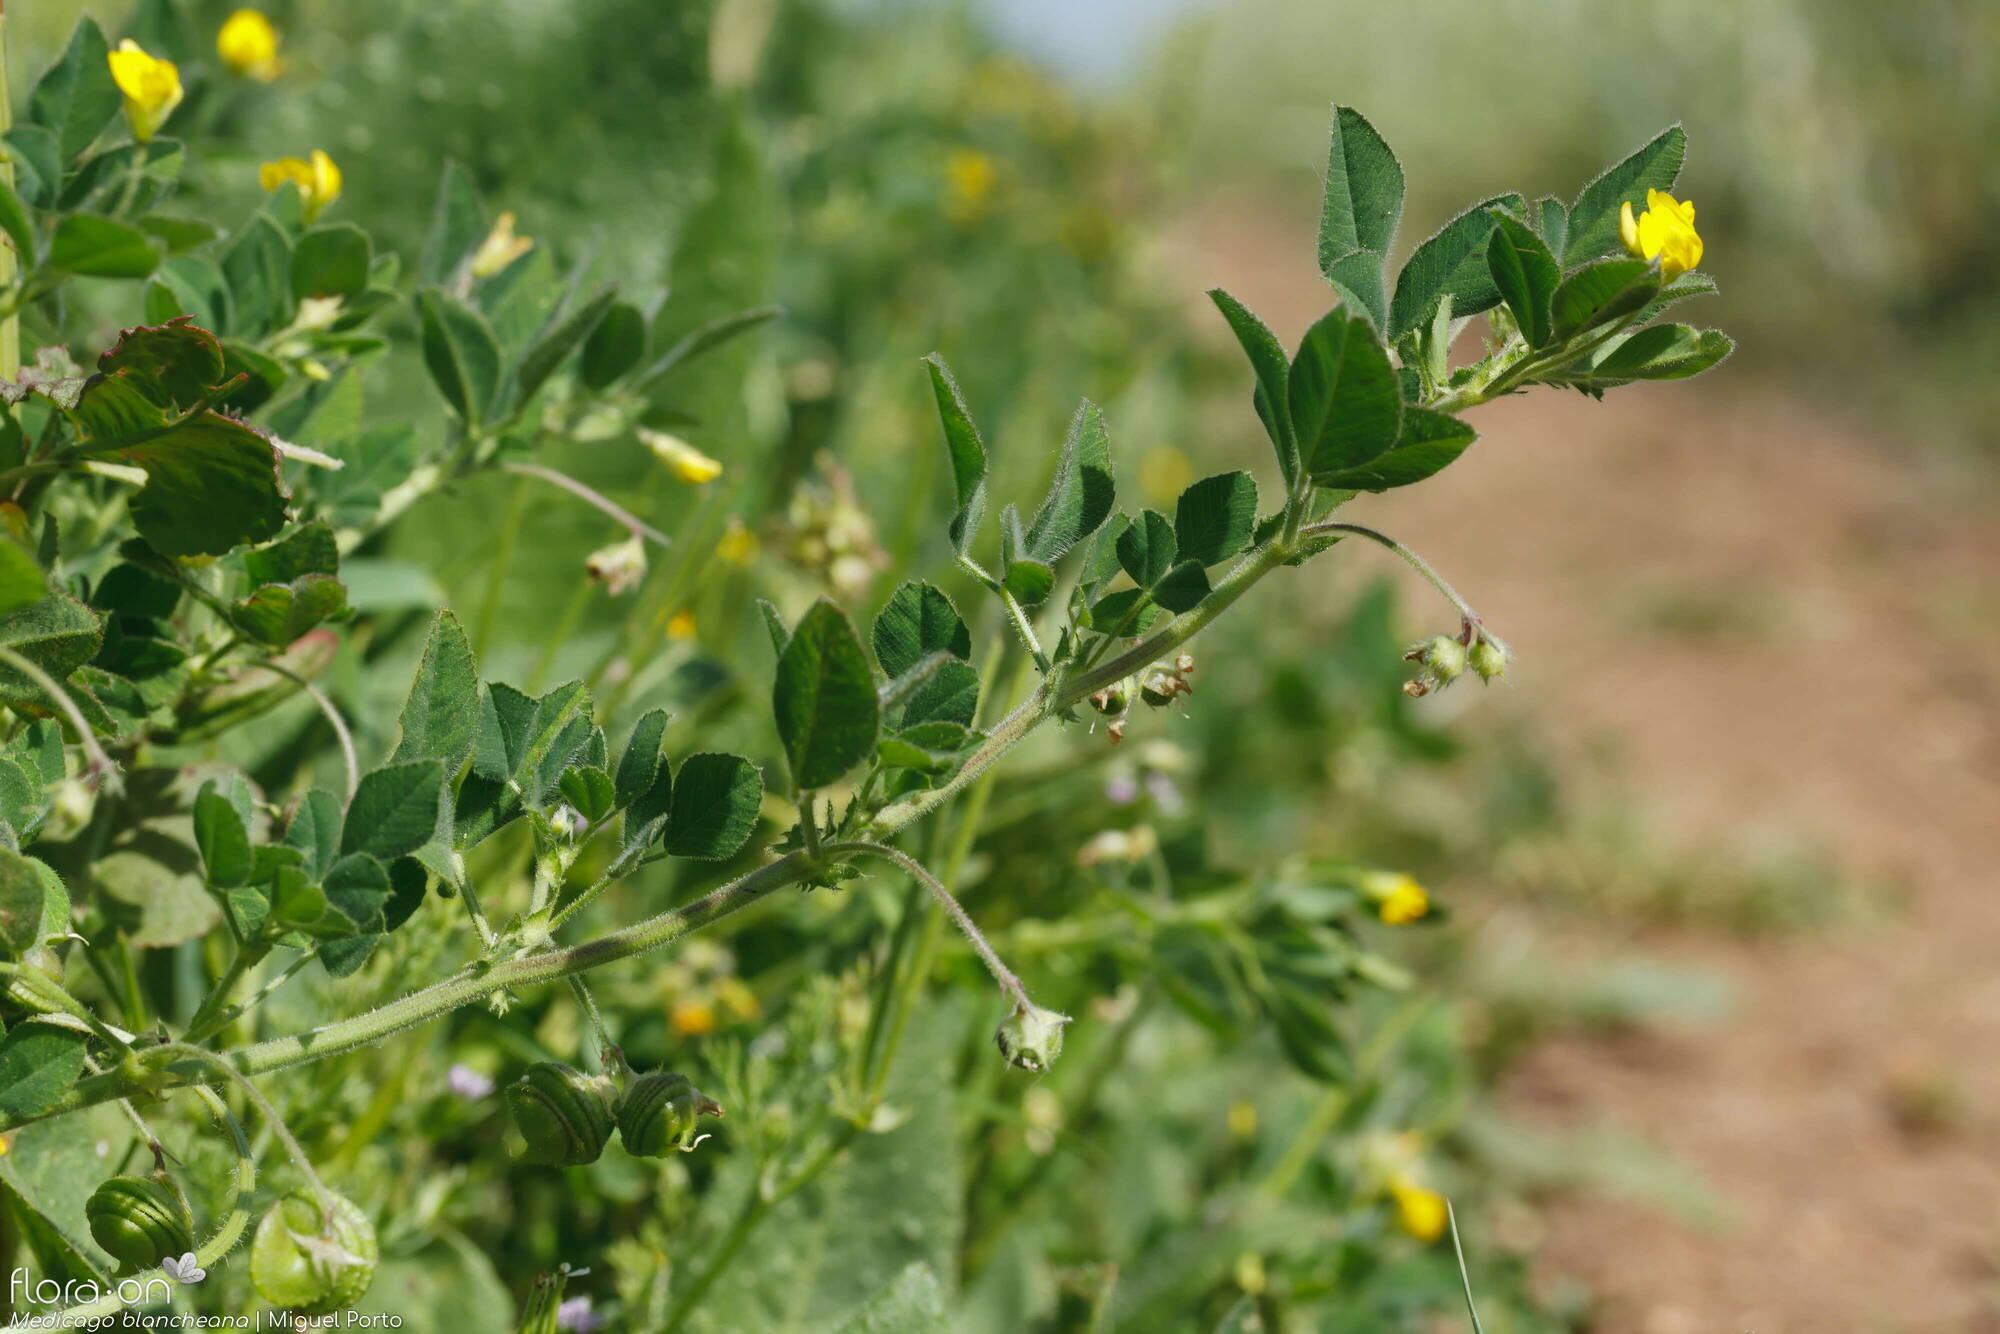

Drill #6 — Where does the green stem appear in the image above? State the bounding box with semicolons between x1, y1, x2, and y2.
157;1043;335;1213
12;525;1343;1135
183;940;271;1044
1298;521;1484;629
498;460;672;548
0;9;17;386
471;476;530;660
828;841;1030;1010
6;853;821;1131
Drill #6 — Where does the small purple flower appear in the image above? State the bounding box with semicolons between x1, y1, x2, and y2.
558;1295;606;1332
1145;772;1184;816
1104;772;1138;805
448;1064;495;1100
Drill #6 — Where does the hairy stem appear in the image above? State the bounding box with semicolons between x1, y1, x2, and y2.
1299;521;1484;629
499;460;672;548
831;841;1029;1009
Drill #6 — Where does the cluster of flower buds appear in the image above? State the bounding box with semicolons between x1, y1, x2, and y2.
1402;627;1509;697
1086;652;1195;744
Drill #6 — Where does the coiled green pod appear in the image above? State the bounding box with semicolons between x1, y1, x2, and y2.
249;1189;378;1315
615;1071;723;1157
85;1175;195;1273
506;1062;616;1166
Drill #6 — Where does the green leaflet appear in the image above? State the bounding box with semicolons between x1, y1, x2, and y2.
1311;407;1477;492
341;761;445;861
1289;310;1401;479
1174;472;1258;567
1564;124;1687;265
28;19;119;163
872;583;971;680
1020;399;1115;565
922;354;988;556
1486;211;1560;348
774;599;880;792
418;286;504;429
1388;193;1524;339
1317;105;1404;274
393;611;482;768
1207;289;1296;482
663;753;764;859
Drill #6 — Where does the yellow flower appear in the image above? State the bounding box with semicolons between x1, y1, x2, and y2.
944;148;999;225
1619;188;1703;282
666;610;698;641
216;9;283;82
1388;1176;1448;1243
1362;871;1430;925
1226;1100;1258;1140
259;150;342;224
669;999;716;1037
107;40;183;143
470;211;534;279
0;1131;11;1157
639;429;723;484
715;516;759;567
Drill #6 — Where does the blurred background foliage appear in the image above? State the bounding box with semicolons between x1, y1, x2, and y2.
1;0;1968;1328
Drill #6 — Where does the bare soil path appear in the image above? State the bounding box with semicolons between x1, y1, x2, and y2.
1170;199;2000;1332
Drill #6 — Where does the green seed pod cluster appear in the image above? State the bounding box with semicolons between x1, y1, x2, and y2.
85;1174;195;1273
249;1189;378;1315
507;1062;617;1166
616;1071;724;1157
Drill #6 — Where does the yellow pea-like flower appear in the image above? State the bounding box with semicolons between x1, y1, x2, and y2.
1619;188;1703;281
217;9;284;82
107;40;183;144
1388;1176;1448;1243
259;150;343;224
639;429;723;484
1361;871;1431;925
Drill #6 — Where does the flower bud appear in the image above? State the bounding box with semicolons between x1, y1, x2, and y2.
640;429;723;484
470;211;533;279
506;1062;616;1166
994;1001;1071;1073
549;804;586;841
1468;635;1510;683
616;1071;723;1157
249;1189;378;1315
87;1175;195;1274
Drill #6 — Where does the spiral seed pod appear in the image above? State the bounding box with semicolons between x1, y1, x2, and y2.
506;1062;616;1166
249;1189;378;1315
86;1175;196;1273
616;1071;723;1157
